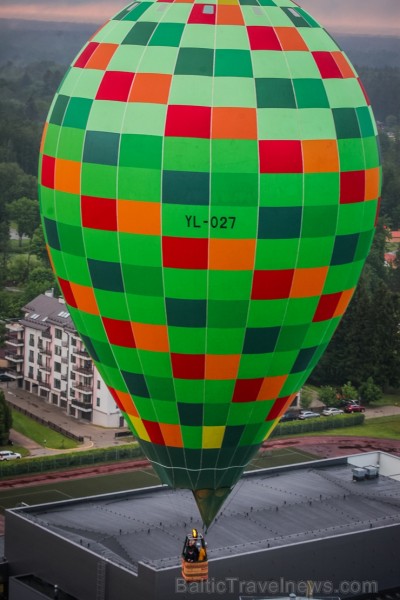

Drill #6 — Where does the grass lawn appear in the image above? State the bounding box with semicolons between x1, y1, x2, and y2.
12;410;78;450
247;447;316;470
301;414;400;440
370;393;400;407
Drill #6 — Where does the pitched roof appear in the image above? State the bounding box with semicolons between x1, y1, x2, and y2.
21;293;75;330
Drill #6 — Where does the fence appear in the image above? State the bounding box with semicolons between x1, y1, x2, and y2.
10;402;84;443
0;444;145;478
271;413;365;437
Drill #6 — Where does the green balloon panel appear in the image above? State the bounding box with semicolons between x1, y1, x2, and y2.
39;0;381;491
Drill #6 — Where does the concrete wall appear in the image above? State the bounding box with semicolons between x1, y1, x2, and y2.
5;509;400;600
9;578;49;600
348;451;400;480
154;525;400;600
92;369;121;428
5;512;156;600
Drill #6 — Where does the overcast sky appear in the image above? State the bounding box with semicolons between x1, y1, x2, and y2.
0;0;398;35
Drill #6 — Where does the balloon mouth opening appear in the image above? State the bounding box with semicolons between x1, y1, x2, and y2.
192;487;232;529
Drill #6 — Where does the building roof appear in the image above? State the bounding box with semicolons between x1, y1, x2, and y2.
16;453;400;573
391;231;400;242
21;293;74;331
385;252;396;265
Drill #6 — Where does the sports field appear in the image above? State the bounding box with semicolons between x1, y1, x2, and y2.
0;447;316;515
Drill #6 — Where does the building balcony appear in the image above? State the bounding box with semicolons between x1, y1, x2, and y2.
41;330;52;340
5;352;23;363
70;399;93;412
71;348;89;359
6;322;23;333
71;365;93;377
5;334;24;347
38;344;52;356
5;369;23;380
72;383;93;395
37;364;51;373
37;380;50;389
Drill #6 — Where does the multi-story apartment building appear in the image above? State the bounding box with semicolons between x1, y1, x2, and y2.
5;291;124;428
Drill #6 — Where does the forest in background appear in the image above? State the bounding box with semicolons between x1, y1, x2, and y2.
0;19;400;392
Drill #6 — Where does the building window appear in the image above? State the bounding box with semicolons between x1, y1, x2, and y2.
55;328;62;339
29;333;34;346
28;367;34;378
71;354;76;364
70;389;75;398
71;337;76;346
54;362;61;373
97;380;101;390
96;398;100;407
70;371;75;380
54;379;61;390
54;345;62;356
29;350;34;363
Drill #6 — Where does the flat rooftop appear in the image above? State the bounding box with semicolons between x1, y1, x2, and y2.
15;453;400;573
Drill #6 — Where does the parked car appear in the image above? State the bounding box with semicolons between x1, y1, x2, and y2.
344;404;365;413
322;407;344;416
339;399;359;407
298;410;321;420
280;412;298;422
0;451;21;461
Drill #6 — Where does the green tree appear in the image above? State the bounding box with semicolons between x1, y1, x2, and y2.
7;196;40;245
0;390;12;446
300;387;313;409
318;386;338;408
0;220;10;285
0;162;37;205
7;255;31;286
29;225;49;264
310;212;400;392
0;290;24;320
341;381;358;401
21;266;56;304
358;377;382;405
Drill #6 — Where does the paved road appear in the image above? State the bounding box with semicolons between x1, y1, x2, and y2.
1;383;130;455
364;404;400;418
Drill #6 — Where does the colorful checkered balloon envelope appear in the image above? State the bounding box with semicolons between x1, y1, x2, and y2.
39;0;381;526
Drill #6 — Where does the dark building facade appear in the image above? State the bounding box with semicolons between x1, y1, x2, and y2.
4;452;400;600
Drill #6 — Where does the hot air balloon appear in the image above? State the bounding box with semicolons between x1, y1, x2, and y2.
38;0;381;527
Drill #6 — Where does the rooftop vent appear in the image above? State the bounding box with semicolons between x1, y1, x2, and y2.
352;467;367;482
364;465;379;479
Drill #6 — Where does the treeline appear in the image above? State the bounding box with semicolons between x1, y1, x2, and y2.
357;66;400;124
0;61;63;319
311;129;400;391
311;65;400;392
